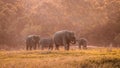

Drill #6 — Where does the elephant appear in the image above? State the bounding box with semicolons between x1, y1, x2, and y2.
26;35;40;50
77;38;88;49
54;30;76;50
39;37;54;50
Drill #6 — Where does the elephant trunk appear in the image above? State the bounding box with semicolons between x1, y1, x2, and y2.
72;40;76;44
71;37;76;44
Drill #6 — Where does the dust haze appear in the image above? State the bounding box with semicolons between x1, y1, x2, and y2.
0;0;120;50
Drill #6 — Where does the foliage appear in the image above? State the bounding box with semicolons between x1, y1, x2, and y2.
0;0;120;48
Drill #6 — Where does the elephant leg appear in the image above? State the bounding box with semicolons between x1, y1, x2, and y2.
41;45;44;50
49;45;53;50
79;44;82;49
33;44;37;50
26;44;29;50
65;44;70;51
63;38;70;50
38;44;40;49
37;43;40;50
48;45;51;50
51;45;53;50
83;45;87;49
64;45;67;50
30;45;32;50
55;44;59;50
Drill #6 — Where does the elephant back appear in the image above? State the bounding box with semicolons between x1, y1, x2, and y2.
40;38;53;47
78;38;88;45
26;35;40;43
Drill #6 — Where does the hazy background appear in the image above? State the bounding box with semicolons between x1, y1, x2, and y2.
0;0;120;50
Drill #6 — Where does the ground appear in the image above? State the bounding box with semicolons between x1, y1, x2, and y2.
0;47;120;68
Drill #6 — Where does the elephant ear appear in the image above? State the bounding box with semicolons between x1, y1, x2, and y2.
66;31;72;39
68;31;74;37
70;31;74;36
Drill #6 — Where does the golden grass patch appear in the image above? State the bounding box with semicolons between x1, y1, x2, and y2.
0;48;120;68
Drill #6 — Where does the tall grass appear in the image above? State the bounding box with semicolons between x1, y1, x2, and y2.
0;48;120;68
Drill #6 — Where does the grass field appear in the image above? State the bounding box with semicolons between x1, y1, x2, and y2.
0;48;120;68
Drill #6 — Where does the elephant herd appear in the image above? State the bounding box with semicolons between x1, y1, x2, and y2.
26;30;88;51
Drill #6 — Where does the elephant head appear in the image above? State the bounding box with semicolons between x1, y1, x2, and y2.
66;31;76;44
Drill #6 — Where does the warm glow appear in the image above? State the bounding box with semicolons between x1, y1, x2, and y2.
0;0;120;68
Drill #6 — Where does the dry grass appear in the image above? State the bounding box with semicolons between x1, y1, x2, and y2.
0;48;120;68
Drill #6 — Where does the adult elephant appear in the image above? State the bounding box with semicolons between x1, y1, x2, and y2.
26;35;40;50
54;30;76;50
39;37;54;50
77;38;88;49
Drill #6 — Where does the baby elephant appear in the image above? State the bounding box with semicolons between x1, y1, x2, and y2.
39;38;54;50
77;38;88;49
